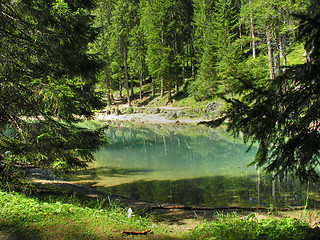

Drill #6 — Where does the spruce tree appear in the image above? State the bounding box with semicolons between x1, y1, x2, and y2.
210;3;320;182
0;0;106;172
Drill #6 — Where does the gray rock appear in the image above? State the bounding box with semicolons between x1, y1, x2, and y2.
153;107;160;114
206;102;221;114
167;111;177;119
145;108;153;114
192;108;201;113
176;110;184;117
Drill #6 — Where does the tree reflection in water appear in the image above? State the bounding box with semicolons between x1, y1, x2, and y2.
68;123;320;208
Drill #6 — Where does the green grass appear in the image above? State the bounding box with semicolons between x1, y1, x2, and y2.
187;213;320;240
1;187;320;240
0;189;177;239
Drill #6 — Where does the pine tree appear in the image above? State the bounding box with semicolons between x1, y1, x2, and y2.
189;0;241;100
108;0;136;107
210;2;320;182
141;0;182;103
0;0;106;172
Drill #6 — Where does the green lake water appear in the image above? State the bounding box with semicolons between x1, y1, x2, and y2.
69;123;320;208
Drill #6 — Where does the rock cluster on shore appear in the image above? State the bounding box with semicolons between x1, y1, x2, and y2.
94;101;222;125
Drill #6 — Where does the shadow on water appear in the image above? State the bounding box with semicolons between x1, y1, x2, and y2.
69;167;320;209
68;123;320;209
68;166;157;180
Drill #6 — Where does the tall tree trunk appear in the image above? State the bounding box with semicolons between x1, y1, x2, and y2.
280;36;287;72
175;81;179;94
250;15;256;59
119;76;122;99
168;78;172;103
130;77;134;98
124;49;130;107
182;52;186;81
273;31;281;77
139;67;143;100
186;43;189;72
191;40;195;80
250;0;256;59
105;73;112;106
152;78;155;98
160;77;164;98
108;77;113;104
267;32;275;79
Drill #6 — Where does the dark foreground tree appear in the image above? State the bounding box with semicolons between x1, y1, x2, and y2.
210;6;320;182
0;0;107;172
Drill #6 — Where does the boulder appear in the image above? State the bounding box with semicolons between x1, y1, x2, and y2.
153;107;160;114
206;102;221;114
167;111;177;119
176;110;184;117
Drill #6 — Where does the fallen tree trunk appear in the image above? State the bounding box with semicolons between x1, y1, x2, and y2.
146;205;306;212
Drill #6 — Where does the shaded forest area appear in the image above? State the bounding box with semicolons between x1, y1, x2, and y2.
1;0;319;181
91;0;310;106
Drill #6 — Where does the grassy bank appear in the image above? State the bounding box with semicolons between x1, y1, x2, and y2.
0;189;177;239
1;187;320;240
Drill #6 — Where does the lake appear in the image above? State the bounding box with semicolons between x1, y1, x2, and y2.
68;122;320;208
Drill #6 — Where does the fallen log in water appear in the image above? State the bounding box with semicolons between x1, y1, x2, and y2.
146;205;306;212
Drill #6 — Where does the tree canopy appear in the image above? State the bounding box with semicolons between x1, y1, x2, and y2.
210;1;320;182
0;0;107;172
1;0;319;183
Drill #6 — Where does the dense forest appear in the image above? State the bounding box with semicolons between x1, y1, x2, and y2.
91;0;310;106
1;0;320;182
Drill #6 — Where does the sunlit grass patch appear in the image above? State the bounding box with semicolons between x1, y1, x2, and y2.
187;212;320;240
0;190;156;239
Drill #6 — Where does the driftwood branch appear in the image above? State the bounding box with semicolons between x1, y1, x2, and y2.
121;229;152;235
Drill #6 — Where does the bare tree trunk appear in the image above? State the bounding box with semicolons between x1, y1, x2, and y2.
250;14;256;59
175;81;179;94
182;49;186;82
240;28;243;52
105;73;112;106
152;78;155;98
191;41;195;80
168;78;172;103
108;77;113;104
139;67;143;100
160;77;164;98
267;32;275;80
130;77;134;98
119;76;122;99
249;0;256;59
280;36;287;72
273;31;281;77
124;49;130;107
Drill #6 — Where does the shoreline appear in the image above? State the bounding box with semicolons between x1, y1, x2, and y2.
94;106;211;125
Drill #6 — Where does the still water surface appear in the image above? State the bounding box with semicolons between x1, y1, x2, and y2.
69;123;320;208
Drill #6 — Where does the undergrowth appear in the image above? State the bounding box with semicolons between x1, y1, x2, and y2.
187;212;320;240
1;185;320;239
0;189;172;239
